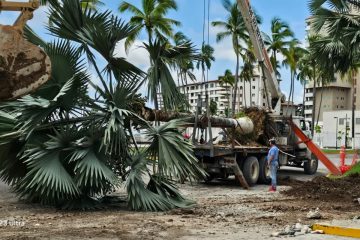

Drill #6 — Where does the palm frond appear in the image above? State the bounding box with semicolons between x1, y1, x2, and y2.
144;119;206;181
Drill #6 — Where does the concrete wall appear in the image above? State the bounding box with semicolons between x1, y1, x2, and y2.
315;110;360;148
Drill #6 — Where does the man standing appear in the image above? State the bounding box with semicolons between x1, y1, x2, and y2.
267;138;279;192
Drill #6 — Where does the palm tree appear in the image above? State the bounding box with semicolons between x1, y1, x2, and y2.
174;32;196;94
240;42;257;107
0;0;205;211
282;39;306;110
146;39;197;111
219;69;235;117
119;0;185;112
212;0;249;115
119;0;180;50
263;17;294;81
309;0;360;141
196;43;215;82
297;54;312;116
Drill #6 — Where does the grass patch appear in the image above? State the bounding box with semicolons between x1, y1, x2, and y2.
321;149;357;154
343;162;360;177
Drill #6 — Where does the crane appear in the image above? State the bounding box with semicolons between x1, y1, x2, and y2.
236;0;282;115
0;0;51;101
236;0;341;175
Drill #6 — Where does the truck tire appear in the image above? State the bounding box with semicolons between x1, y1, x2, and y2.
304;158;318;175
258;156;271;184
242;156;260;186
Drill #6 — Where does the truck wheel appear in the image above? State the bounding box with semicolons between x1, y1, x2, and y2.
204;174;214;183
304;158;318;175
242;156;260;186
258;156;271;184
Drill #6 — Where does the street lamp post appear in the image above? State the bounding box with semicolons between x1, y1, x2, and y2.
334;117;338;149
345;113;351;149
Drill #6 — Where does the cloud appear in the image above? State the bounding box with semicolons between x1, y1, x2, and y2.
213;39;236;63
114;39;150;72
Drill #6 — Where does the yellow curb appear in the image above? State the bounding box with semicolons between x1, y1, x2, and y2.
312;224;360;238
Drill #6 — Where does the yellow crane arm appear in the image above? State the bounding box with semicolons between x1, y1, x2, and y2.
0;1;39;11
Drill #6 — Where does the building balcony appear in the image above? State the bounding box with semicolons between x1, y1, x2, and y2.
305;101;313;106
304;109;313;115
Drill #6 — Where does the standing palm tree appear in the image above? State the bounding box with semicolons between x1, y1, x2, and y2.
219;69;235;117
309;0;360;144
212;0;249;115
196;43;215;82
119;0;183;112
174;32;196;93
263;17;294;81
240;42;257;107
297;54;312;116
119;0;180;50
282;39;306;108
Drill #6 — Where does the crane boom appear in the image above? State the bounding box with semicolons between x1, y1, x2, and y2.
236;0;282;114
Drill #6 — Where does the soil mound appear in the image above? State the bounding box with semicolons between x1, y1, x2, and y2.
283;174;360;204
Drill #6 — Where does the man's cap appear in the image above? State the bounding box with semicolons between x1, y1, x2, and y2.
269;138;276;144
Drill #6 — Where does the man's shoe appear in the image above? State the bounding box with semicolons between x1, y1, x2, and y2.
269;186;276;192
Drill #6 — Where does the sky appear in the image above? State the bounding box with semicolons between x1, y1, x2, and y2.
0;0;310;104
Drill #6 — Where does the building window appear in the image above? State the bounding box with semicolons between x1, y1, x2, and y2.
252;93;256;97
191;93;194;97
190;100;193;103
339;118;345;125
240;86;243;90
252;86;255;89
215;97;219;101
253;78;255;81
210;83;214;88
356;118;360;125
252;101;256;105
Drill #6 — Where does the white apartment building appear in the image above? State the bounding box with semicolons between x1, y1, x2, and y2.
176;69;265;115
178;80;230;115
317;110;360;148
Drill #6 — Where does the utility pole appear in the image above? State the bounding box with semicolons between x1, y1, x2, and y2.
352;74;356;149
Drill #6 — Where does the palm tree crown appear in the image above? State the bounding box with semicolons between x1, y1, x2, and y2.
263;17;294;81
211;0;249;114
119;0;180;50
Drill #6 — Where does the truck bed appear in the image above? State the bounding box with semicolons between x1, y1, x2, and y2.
194;144;294;157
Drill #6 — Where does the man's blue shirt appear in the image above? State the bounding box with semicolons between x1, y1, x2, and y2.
268;146;279;164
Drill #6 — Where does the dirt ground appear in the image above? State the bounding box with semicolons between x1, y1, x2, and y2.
0;171;359;240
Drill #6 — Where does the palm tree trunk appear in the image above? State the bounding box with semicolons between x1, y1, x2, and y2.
352;72;356;148
286;71;294;116
302;83;306;117
311;65;317;137
316;85;323;126
232;52;240;116
243;78;247;108
249;80;252;107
